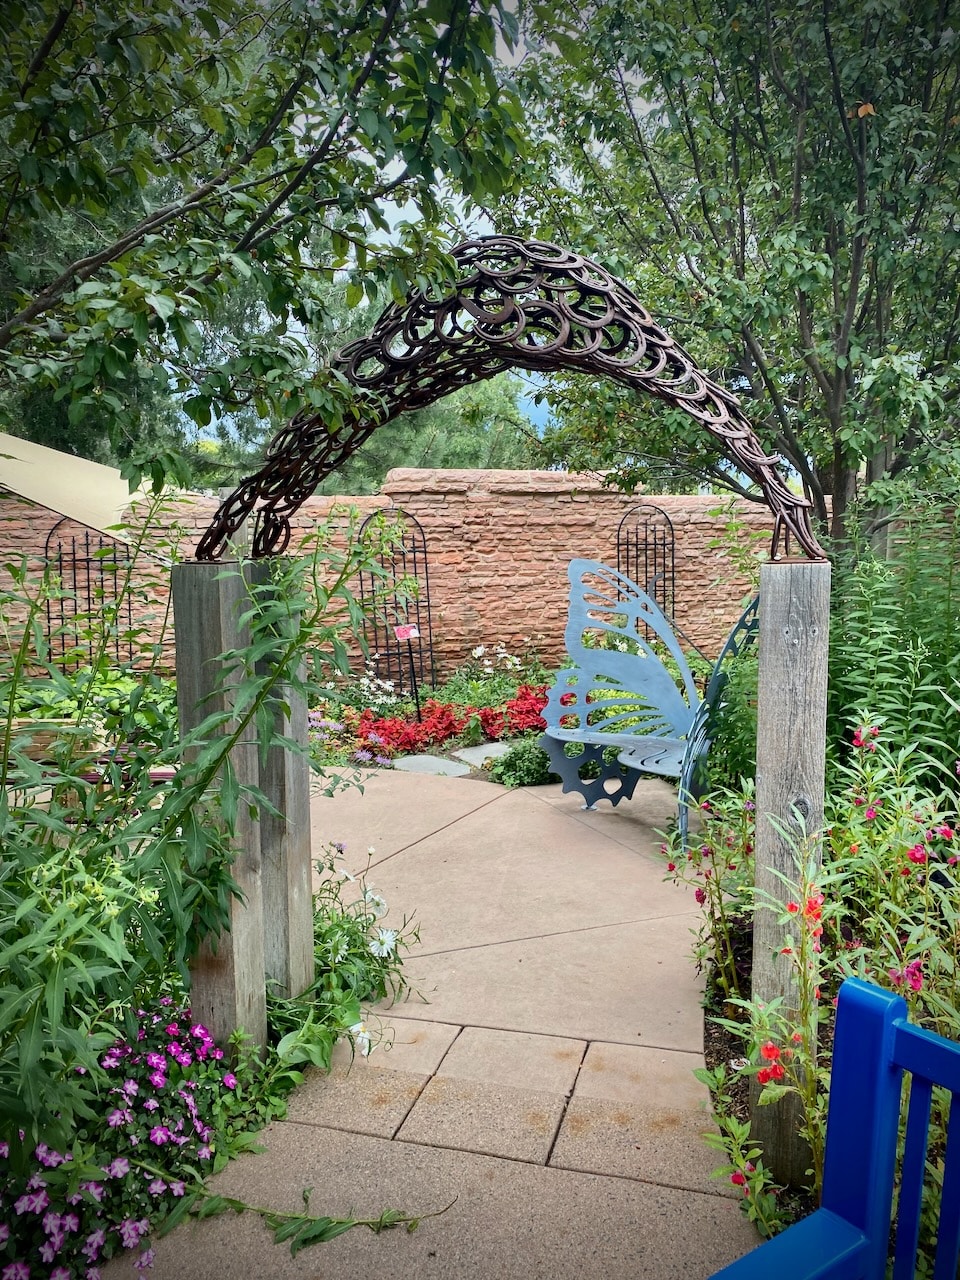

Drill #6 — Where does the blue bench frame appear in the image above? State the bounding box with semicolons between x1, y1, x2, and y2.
711;977;960;1279
539;559;757;838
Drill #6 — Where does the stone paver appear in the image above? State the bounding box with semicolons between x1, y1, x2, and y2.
285;1062;427;1138
451;741;514;767
392;753;471;775
396;1075;567;1163
434;1026;585;1093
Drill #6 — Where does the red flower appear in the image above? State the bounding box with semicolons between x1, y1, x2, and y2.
760;1042;781;1061
756;1067;772;1085
729;1171;746;1186
786;901;799;914
907;844;928;864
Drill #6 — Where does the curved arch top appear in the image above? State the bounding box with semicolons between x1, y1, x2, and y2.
196;236;828;562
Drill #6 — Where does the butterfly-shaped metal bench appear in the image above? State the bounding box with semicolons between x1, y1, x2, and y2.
710;976;960;1279
539;560;758;838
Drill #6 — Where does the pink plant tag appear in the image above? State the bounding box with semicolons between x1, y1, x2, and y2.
393;623;420;640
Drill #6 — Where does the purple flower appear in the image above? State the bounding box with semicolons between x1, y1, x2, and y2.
40;1239;58;1263
42;1210;62;1236
135;1248;156;1273
222;1071;238;1089
148;1178;167;1195
0;1225;8;1245
3;1262;30;1280
52;1270;72;1280
118;1217;150;1249
0;1140;8;1156
80;1181;104;1203
170;1180;186;1197
143;1097;160;1112
197;1145;212;1160
145;1052;165;1070
14;1187;49;1213
108;1108;133;1128
159;995;173;1006
35;1142;66;1167
149;1125;172;1146
61;1213;79;1233
164;1023;180;1037
103;1156;130;1178
148;1070;166;1089
122;1079;139;1097
82;1228;106;1260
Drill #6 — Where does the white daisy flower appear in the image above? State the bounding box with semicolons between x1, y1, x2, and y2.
349;1021;371;1057
369;928;398;958
362;888;388;918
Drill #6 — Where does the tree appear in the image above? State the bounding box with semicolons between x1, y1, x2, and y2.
506;0;960;541
0;0;525;485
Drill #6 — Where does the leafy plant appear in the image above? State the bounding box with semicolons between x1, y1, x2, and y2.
488;736;557;788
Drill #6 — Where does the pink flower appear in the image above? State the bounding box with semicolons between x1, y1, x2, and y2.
3;1263;31;1280
694;886;706;905
864;806;878;820
118;1218;150;1249
148;1070;166;1089
148;1179;167;1195
149;1126;171;1146
170;1180;186;1197
135;1248;156;1273
103;1157;130;1178
907;844;928;864
222;1072;238;1090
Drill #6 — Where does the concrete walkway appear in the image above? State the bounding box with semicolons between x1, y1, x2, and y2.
107;771;759;1279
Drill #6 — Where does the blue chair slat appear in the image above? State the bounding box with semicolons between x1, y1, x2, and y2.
931;1093;960;1280
710;978;960;1280
891;1076;932;1279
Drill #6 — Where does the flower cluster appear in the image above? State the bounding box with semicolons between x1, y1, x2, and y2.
890;958;924;993
1;998;242;1279
325;685;548;758
755;1041;786;1086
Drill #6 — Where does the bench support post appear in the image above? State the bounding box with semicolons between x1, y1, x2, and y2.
751;559;831;1186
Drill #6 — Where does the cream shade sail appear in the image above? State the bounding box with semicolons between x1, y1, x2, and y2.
0;432;149;541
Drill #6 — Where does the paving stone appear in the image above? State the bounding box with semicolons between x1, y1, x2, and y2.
451;741;514;767
549;1041;732;1194
396;1075;567;1163
284;1062;427;1138
391;754;471;776
435;1026;585;1094
329;1016;461;1075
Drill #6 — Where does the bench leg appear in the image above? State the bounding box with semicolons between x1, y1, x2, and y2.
540;734;641;809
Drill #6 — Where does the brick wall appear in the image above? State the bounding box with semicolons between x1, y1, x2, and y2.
0;471;774;677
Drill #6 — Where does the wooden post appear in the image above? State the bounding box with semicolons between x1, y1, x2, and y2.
172;561;267;1050
245;561;315;999
751;559;831;1187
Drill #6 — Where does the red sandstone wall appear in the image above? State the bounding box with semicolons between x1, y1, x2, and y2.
0;471;774;678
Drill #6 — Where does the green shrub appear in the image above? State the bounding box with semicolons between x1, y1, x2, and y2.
489;736;558;787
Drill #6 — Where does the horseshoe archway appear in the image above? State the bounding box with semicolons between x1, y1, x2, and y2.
196;236;828;562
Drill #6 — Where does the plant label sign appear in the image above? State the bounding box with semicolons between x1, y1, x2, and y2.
394;623;420;641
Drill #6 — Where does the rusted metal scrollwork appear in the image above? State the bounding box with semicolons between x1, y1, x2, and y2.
196;236;828;562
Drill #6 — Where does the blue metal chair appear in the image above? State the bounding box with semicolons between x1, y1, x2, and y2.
710;977;960;1279
540;559;757;842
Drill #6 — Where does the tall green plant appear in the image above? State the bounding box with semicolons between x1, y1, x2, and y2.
0;501;404;1155
828;507;960;792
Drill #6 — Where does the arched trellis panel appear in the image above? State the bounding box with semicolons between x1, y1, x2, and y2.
356;508;436;694
195;237;828;563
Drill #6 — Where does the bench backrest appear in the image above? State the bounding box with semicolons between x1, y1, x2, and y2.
545;559;701;740
822;978;960;1278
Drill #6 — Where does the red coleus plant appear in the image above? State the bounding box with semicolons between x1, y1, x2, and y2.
354;685;548;755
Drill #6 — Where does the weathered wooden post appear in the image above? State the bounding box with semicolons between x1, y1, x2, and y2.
172;561;267;1050
245;560;315;999
751;559;831;1186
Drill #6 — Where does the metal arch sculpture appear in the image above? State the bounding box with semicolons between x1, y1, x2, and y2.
196;236;829;562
